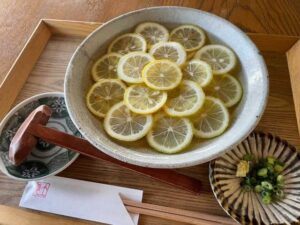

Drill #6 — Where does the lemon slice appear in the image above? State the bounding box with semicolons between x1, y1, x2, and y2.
164;80;205;117
104;102;153;141
124;84;167;114
204;73;242;107
194;44;236;75
91;53;121;82
142;60;182;90
149;42;187;66
170;25;206;52
117;52;153;83
192;97;229;138
147;114;193;153
86;79;126;118
108;33;147;55
182;59;213;87
135;22;169;48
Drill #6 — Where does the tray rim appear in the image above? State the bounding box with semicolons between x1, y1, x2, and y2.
0;18;300;224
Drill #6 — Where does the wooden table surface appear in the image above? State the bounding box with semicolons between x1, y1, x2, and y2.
1;0;300;83
1;1;300;225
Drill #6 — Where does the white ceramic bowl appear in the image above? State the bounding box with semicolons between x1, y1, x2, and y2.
65;6;268;168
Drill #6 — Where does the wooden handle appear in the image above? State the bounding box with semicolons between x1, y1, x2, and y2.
28;123;202;194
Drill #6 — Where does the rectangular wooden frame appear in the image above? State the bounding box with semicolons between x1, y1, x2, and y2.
1;18;300;224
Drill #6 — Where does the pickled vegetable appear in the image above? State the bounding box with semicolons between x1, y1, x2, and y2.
238;155;285;204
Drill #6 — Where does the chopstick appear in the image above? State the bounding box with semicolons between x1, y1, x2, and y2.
123;199;236;225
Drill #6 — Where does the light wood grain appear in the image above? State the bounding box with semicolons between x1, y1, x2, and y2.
287;40;300;135
44;19;300;53
248;33;299;52
1;0;300;84
43;19;100;37
0;20;51;120
0;199;234;225
1;32;300;225
128;206;219;225
0;1;300;224
0;204;98;225
123;199;236;225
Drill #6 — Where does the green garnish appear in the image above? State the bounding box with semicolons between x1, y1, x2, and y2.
261;181;273;190
274;164;284;173
257;168;268;177
237;155;285;204
254;185;262;193
261;191;272;204
277;175;284;184
267;156;275;165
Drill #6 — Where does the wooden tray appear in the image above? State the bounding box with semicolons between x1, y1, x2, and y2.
0;19;300;225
